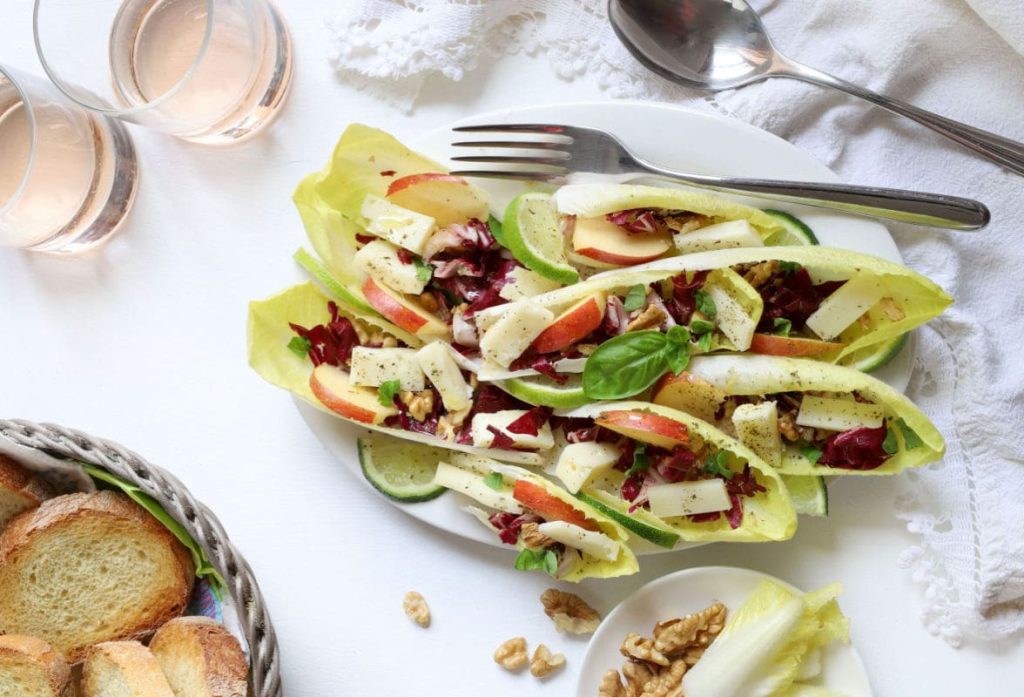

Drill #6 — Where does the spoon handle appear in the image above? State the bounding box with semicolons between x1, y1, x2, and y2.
632;167;989;230
777;60;1024;176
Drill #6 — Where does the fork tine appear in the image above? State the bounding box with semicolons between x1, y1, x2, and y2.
450;155;570;166
448;169;567;182
452;123;573;135
451;140;568;150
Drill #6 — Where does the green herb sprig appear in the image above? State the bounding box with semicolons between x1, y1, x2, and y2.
582;327;693;399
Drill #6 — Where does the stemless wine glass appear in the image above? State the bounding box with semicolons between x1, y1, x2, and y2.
0;65;138;254
34;0;293;145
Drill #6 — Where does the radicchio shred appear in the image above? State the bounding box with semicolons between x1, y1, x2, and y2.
758;267;845;331
667;271;709;324
506;407;552;436
819;425;890;470
607;209;660;235
289;301;360;367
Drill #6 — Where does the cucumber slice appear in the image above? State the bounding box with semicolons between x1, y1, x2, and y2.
762;210;819;246
502;192;579;284
294;248;378;315
576;490;681;549
501;374;589;409
840;332;909;373
781;475;828;517
358;435;448;503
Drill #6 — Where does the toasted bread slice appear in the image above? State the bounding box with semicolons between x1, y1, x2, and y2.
82;642;174;697
0;491;195;662
0;635;70;697
0;455;54;532
150;617;248;697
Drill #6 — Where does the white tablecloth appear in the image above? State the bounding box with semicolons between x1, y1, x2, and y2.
1;2;1021;694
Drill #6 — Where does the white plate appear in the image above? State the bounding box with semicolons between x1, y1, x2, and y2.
577;566;873;697
297;101;912;550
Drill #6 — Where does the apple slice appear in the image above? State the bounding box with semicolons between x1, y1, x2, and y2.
572;216;672;266
651;372;727;423
595;410;690;449
749;333;844;357
310;363;397;425
531;292;607;354
362;277;449;340
386;173;490;227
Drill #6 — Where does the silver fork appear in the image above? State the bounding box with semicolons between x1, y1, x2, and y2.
451;123;989;231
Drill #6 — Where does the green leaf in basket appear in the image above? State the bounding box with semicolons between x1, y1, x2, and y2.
82;464;227;597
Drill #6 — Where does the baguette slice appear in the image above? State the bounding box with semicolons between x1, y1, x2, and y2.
0;491;195;662
0;635;70;697
0;454;55;532
150;617;248;697
82;642;174;697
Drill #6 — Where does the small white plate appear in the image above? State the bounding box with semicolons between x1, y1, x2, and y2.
298;100;912;550
577;566;873;697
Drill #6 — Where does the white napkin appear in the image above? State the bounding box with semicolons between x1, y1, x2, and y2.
326;0;1024;645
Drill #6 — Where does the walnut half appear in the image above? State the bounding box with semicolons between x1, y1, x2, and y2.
402;591;430;627
494;637;529;671
529;644;566;678
620;632;670;667
541;588;602;635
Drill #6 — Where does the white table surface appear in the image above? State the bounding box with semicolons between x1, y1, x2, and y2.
2;3;1022;695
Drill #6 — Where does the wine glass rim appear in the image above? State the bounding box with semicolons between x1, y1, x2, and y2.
32;0;217;118
0;65;37;219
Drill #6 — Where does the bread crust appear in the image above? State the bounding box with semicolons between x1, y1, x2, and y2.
0;491;196;662
83;641;174;697
150;617;248;697
0;634;70;696
0;455;55;526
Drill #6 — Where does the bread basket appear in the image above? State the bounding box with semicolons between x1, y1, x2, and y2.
0;419;282;697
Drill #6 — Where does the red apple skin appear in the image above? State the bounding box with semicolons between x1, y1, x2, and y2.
595;410;690;449
385;173;489;226
309;364;394;425
531;293;606;354
749;333;844;357
651;372;726;423
572;216;672;266
362;277;428;333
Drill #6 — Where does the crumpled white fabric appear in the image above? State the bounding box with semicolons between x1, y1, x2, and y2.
327;0;1024;645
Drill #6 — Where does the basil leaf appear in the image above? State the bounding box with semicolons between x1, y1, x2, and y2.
779;261;801;274
623;284;647;312
897;419;924;449
287;335;311;358
882;427;899;455
488;214;507;246
483;472;505;491
695;290;717;319
773;318;792;337
697;332;713;353
625;443;650;477
691;319;715;335
414;257;433;282
378;379;402;407
800;445;823;464
666;342;691;375
514;548;558;576
703;450;735;479
582;331;670;399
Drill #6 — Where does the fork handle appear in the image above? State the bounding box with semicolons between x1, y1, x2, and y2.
634;165;989;230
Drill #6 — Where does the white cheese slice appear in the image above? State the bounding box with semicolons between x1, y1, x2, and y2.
647;479;731;518
433;462;522;513
707;285;757;351
796;395;884;431
536;521;619;561
353;239;428;295
554;442;622;494
674;220;764;254
471;410;555;450
349;347;425;390
415;341;471;411
478;300;555;367
805;273;886;341
360;194;436;255
499;266;563;301
732;402;783;467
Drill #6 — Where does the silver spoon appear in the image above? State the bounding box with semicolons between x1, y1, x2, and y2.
609;0;1024;176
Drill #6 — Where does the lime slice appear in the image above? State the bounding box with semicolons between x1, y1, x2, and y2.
358;434;448;503
762;210;819;246
576;490;680;549
502;192;579;284
782;475;828;517
840;332;908;373
501;374;589;409
294;248;378;315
